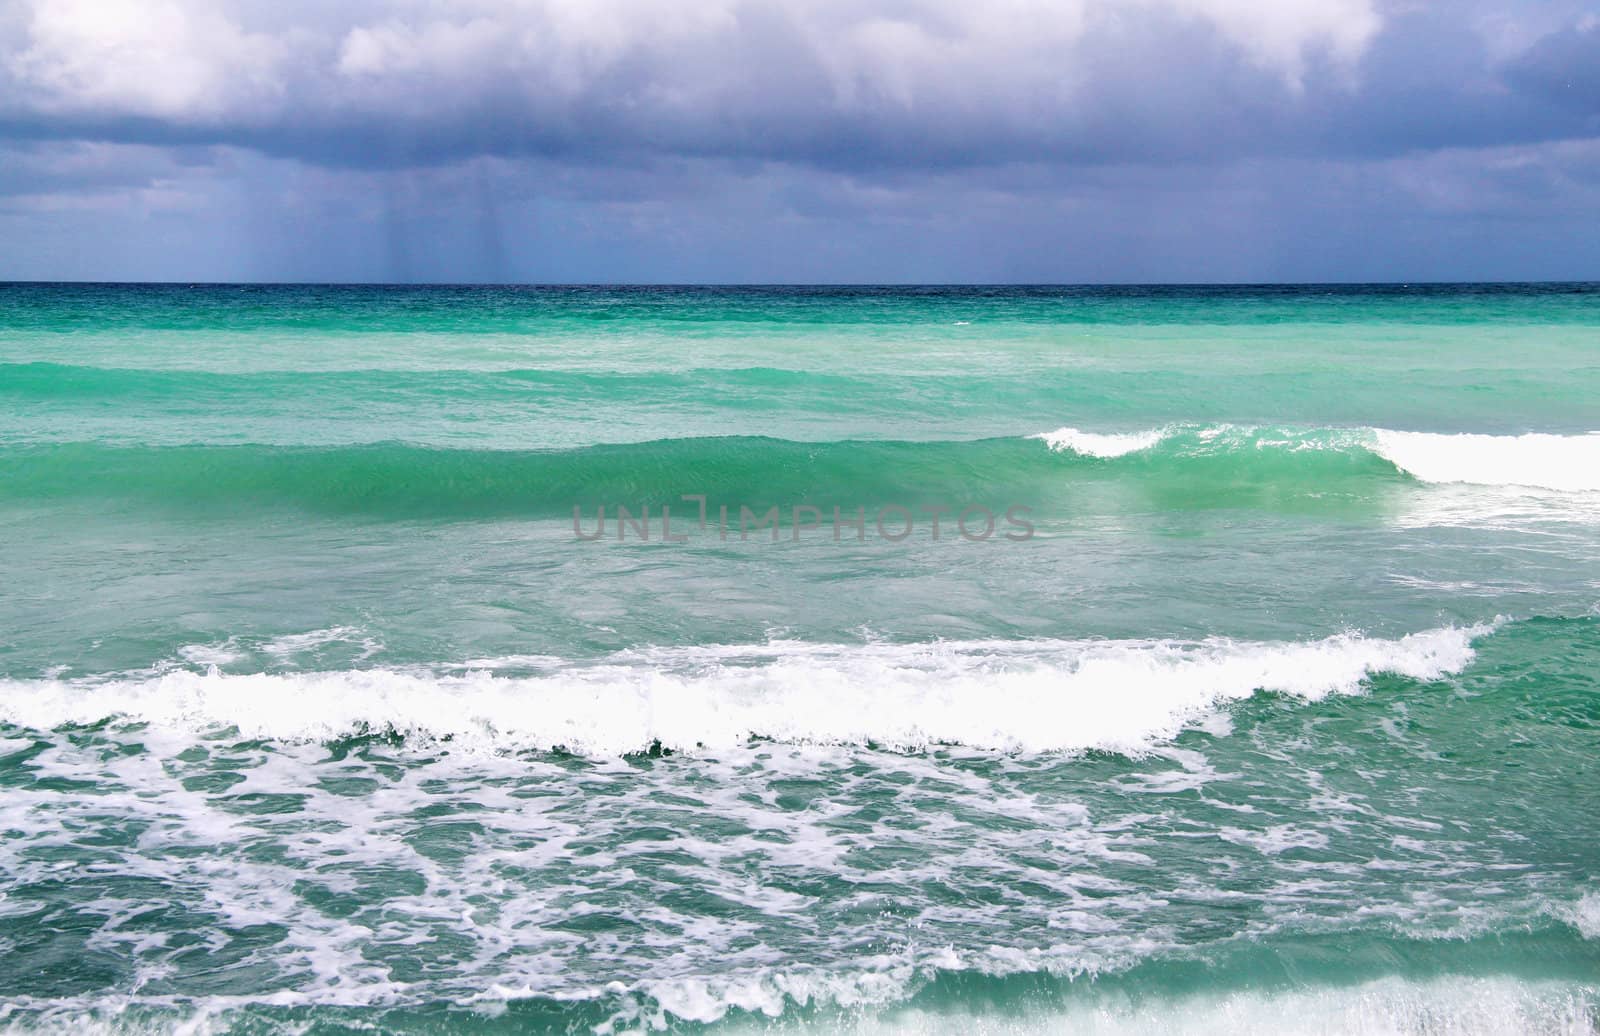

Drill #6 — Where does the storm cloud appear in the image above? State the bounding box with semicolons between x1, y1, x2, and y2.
1;0;1597;281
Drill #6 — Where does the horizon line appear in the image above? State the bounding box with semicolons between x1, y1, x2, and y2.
4;279;1598;289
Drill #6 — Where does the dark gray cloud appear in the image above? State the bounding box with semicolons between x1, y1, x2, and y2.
1504;17;1600;112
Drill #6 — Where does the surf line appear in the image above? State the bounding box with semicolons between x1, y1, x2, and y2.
573;496;1034;543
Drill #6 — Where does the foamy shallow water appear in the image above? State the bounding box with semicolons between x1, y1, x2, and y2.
4;617;1598;1032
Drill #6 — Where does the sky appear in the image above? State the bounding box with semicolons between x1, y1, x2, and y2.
0;0;1597;283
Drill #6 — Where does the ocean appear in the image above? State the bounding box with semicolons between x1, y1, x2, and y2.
0;282;1597;1033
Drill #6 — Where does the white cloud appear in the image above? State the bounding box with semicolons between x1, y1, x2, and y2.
7;0;286;119
1159;0;1380;85
2;0;1380;131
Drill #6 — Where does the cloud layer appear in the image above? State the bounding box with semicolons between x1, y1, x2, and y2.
5;0;1386;164
0;1;1596;281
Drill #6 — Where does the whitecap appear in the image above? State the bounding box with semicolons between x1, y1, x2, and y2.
1373;429;1600;493
0;626;1490;757
1031;426;1171;458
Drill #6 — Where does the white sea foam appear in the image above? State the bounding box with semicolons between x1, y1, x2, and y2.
177;642;246;667
1032;426;1171;457
709;975;1600;1035
1031;423;1600;494
0;626;1488;756
5;974;1595;1036
0;670;1582;1036
1372;429;1600;492
1569;892;1600;940
261;625;383;661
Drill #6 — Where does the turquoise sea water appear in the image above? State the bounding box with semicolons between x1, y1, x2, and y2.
0;283;1598;1033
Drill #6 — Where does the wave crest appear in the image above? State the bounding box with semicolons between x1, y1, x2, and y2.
1372;429;1600;492
3;428;1594;518
1032;426;1172;458
0;627;1488;756
1036;424;1600;492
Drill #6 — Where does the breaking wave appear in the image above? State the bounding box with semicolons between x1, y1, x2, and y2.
0;626;1488;756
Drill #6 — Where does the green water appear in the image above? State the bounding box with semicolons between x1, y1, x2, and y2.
0;283;1597;1033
